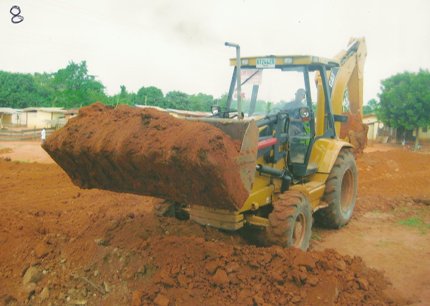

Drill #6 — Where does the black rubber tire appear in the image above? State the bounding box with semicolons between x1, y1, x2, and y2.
314;149;357;228
266;191;312;251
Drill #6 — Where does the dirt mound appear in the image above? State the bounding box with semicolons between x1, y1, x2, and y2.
340;112;368;154
356;148;430;213
42;102;248;211
130;237;397;306
358;149;430;192
0;159;403;305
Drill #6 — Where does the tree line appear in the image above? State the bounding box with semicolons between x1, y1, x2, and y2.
0;59;387;114
376;69;430;147
1;60;429;140
0;61;223;111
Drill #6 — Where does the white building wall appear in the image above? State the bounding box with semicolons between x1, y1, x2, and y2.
414;127;430;140
25;111;64;128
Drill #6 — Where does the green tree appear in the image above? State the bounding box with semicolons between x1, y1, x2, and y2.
189;93;214;111
165;91;189;110
32;72;56;106
52;61;107;108
378;70;430;148
136;86;164;106
118;85;136;105
215;92;270;115
0;71;47;108
213;93;228;109
363;98;378;115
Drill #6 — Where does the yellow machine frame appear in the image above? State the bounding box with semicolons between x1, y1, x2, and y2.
189;38;366;231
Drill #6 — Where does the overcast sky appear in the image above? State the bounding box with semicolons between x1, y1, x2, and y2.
1;0;430;104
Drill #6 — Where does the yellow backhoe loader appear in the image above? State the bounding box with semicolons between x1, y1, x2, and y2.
44;38;367;251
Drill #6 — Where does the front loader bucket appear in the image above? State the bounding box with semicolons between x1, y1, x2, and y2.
43;103;259;211
185;116;259;194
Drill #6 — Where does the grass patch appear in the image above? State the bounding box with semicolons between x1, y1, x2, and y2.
398;217;430;234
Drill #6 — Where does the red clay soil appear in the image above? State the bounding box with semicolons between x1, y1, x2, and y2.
130;237;397;306
42;103;248;211
0;157;403;306
356;147;430;213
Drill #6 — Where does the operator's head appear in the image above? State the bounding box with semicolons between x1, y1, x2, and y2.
295;88;306;102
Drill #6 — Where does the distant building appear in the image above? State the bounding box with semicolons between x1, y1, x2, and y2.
363;113;430;143
0;108;23;128
362;114;381;141
413;127;430;142
21;107;67;129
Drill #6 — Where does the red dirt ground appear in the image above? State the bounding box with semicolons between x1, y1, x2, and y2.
313;143;430;305
0;142;429;305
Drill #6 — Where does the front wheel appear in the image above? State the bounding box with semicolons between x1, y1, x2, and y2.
314;149;357;228
266;191;312;251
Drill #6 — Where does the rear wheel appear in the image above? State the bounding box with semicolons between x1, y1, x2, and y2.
314;149;357;228
266;191;312;251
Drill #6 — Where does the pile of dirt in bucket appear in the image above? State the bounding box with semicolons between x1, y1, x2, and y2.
42;103;248;211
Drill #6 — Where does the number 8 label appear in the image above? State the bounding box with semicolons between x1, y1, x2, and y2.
10;5;24;24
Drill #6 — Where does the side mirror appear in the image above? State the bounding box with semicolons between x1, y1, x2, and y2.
298;107;311;122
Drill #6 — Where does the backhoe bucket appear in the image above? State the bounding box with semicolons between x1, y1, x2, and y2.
42;103;259;211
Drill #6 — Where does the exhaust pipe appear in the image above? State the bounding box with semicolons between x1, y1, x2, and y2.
225;42;243;119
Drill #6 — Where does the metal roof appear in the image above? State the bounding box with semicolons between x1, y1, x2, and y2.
0;108;21;114
22;107;67;113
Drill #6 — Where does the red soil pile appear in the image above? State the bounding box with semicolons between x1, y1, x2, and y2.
358;149;430;198
130;236;396;306
0;159;403;305
42;103;248;211
340;112;368;154
356;147;430;213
